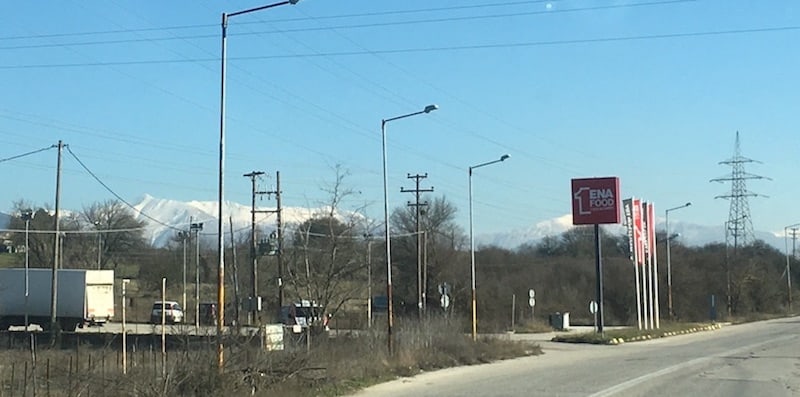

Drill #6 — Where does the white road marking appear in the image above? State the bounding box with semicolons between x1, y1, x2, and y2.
588;334;797;397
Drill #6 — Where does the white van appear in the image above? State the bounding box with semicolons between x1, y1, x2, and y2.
150;301;184;324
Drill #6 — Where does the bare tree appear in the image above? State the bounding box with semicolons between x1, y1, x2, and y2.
283;166;368;322
82;200;147;270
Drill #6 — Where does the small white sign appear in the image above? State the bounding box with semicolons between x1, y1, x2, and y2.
440;295;450;309
528;289;535;298
589;300;598;314
528;298;536;307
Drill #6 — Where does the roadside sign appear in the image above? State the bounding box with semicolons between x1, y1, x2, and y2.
589;300;598;314
528;298;536;308
528;289;535;298
571;177;621;225
440;294;450;309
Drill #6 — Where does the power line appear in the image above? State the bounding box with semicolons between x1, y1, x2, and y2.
0;0;697;51
0;144;56;163
4;25;797;69
65;145;182;231
0;0;673;42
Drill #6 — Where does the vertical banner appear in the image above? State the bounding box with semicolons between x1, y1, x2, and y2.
633;199;648;329
643;202;654;330
633;199;644;266
648;202;660;329
623;198;642;330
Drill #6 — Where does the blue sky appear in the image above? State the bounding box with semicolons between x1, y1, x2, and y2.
1;0;799;238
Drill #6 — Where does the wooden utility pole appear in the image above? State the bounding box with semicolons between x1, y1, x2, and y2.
275;171;284;310
243;171;266;324
50;140;64;338
401;173;433;318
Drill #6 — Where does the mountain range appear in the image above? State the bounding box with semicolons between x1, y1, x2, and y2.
131;196;788;251
1;195;788;251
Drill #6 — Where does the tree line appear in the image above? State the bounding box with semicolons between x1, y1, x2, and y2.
3;173;796;329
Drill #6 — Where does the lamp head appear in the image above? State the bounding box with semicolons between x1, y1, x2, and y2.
423;104;438;113
500;154;510;161
289;0;300;4
21;209;34;221
685;202;692;207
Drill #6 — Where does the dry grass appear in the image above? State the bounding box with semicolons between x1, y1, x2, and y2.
511;319;555;334
0;318;540;397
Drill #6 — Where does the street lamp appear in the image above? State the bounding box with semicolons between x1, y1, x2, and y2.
217;0;300;368
191;222;204;329
665;202;690;319
469;154;509;341
381;104;438;353
783;223;800;312
94;220;102;269
178;230;189;314
21;209;34;332
122;278;130;375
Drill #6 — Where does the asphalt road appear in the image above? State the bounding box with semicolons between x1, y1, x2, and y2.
350;317;800;397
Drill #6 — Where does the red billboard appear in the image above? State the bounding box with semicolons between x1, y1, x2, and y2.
571;177;621;225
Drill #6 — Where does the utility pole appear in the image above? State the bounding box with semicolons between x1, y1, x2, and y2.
261;172;284;314
792;228;798;311
711;132;769;317
711;132;769;250
401;173;433;318
50;140;64;338
243;171;266;325
275;171;284;311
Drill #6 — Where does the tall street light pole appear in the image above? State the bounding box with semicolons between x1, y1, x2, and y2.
469;154;509;341
179;230;189;314
22;210;34;332
665;202;690;320
784;223;800;313
191;222;204;329
218;0;300;370
381;104;438;353
94;220;102;269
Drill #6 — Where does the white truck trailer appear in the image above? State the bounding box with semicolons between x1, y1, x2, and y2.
0;268;114;331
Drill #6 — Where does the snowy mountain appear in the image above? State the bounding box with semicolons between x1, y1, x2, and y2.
479;214;786;251
132;194;331;247
127;195;786;251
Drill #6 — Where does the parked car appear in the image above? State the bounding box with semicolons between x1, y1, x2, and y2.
150;301;184;324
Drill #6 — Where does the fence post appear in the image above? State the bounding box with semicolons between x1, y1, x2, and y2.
23;362;28;397
10;362;15;396
68;355;73;397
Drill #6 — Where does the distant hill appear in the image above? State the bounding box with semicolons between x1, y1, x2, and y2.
478;214;786;251
131;194;358;247
8;196;784;251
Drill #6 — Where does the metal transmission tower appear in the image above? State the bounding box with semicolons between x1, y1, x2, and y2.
711;132;770;249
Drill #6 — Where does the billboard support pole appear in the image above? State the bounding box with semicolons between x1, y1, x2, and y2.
594;224;604;334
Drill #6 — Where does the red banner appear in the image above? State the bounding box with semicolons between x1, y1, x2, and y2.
647;202;656;257
633;199;644;266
